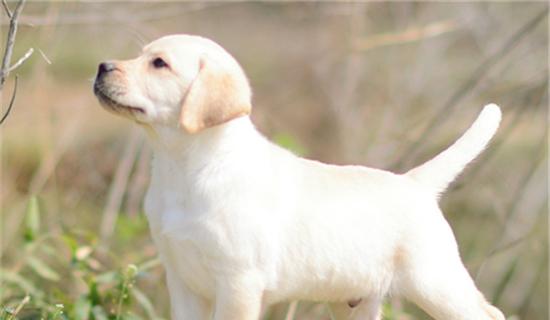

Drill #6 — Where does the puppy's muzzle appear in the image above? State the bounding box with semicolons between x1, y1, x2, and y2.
96;61;117;79
93;61;145;115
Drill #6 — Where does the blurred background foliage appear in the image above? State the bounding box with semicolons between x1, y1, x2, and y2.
0;2;547;319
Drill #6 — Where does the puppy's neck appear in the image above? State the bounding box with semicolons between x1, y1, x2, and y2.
146;116;260;164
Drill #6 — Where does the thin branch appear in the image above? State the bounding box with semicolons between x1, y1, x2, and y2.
0;0;25;90
0;75;17;125
7;47;33;73
1;0;12;19
0;0;31;126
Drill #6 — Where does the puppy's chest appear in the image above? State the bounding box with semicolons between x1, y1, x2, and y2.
144;187;266;297
144;179;221;297
144;154;281;295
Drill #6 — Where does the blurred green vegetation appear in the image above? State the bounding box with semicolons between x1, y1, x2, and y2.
1;2;548;319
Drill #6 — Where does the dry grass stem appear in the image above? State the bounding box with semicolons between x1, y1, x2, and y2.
100;131;143;244
284;301;298;320
353;20;457;52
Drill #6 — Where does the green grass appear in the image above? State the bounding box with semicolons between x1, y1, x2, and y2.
1;196;164;320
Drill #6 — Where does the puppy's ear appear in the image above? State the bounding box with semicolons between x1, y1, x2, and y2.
179;56;251;134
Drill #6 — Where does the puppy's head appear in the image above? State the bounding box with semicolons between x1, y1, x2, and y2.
93;35;251;133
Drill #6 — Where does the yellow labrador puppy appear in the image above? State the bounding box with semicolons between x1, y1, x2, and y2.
94;34;505;320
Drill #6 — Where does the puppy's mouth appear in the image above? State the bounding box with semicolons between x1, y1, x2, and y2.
93;84;145;115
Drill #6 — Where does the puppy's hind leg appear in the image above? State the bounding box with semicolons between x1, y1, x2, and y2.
398;233;504;319
403;264;504;320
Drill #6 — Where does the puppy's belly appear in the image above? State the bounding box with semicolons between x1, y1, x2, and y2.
265;216;399;304
266;273;390;305
267;253;394;304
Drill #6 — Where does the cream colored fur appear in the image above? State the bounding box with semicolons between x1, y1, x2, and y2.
93;34;505;320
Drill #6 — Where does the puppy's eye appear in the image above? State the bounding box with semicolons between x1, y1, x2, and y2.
152;57;169;69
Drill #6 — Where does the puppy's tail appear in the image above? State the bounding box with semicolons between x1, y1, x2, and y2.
405;104;501;196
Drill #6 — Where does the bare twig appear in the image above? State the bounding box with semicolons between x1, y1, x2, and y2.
1;0;32;126
0;0;26;90
391;8;548;171
0;75;17;125
7;47;33;73
1;0;12;18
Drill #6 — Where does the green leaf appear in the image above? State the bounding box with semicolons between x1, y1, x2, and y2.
87;279;101;306
24;196;40;243
62;234;78;254
91;306;108;320
121;312;142;320
72;295;91;320
38;243;58;257
0;269;45;298
95;271;117;284
273;133;306;156
62;234;80;265
26;256;60;281
492;258;519;306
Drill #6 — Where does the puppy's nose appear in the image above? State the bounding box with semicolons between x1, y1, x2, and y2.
97;61;116;77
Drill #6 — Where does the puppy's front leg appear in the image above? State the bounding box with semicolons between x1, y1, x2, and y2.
166;269;212;320
213;275;263;320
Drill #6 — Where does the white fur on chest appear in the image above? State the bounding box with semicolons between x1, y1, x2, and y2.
144;118;285;299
